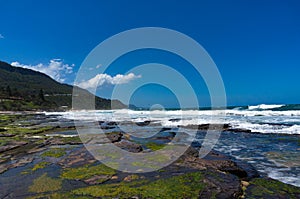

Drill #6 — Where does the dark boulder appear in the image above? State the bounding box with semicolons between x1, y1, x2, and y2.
105;132;123;143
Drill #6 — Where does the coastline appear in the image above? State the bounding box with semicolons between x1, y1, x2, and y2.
0;112;299;198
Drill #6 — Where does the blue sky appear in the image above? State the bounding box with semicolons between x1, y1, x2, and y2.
0;0;299;107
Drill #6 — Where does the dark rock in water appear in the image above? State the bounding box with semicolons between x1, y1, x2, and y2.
107;121;118;126
159;127;172;132
169;118;181;122
105;132;123;143
129;131;177;145
99;121;119;129
227;128;252;133
179;123;230;131
98;121;105;125
115;140;143;153
135;120;151;126
100;125;115;130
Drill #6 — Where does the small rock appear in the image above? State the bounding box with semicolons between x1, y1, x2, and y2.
241;181;249;187
84;175;111;185
135;120;151;126
124;175;139;182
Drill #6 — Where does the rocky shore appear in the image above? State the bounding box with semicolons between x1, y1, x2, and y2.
0;113;299;198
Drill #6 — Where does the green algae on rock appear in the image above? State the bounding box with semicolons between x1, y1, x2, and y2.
61;163;116;180
245;178;300;199
41;148;67;158
29;173;62;193
71;172;205;198
31;161;50;171
144;142;165;151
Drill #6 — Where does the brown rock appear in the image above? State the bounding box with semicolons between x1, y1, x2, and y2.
0;141;28;153
105;132;123;143
58;148;96;168
84;175;111;185
114;140;143;153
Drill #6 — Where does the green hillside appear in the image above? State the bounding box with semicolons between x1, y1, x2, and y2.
0;61;126;111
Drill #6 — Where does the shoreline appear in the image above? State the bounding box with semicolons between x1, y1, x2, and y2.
0;112;299;198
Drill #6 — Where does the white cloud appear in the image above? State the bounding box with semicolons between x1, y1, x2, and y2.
96;64;102;69
11;59;74;83
0;34;4;39
76;73;141;89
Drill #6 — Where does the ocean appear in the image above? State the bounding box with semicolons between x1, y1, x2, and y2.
45;103;300;187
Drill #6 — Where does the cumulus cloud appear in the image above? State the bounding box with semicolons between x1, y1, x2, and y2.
76;73;141;89
11;59;74;83
0;34;4;39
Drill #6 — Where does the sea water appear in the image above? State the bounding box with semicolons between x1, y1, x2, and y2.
45;104;300;187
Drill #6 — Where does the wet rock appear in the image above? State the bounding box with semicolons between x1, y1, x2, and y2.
150;131;176;142
100;126;115;130
246;177;300;199
135;120;151;126
98;121;105;125
84;175;111;185
160;127;172;132
178;148;258;180
0;154;11;164
179;123;230;131
27;147;47;154
169;118;181;122
0;165;8;174
100;121;118;129
105;132;123;143
235;160;259;180
0;156;34;174
115;140;143;153
58;148;96;168
107;121;118;126
199;170;243;199
227;128;252;133
0;141;28;153
84;132;123;145
49;137;82;145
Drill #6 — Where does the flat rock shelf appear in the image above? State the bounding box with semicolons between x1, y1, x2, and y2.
0;113;299;199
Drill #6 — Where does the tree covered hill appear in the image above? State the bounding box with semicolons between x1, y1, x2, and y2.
0;61;126;111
